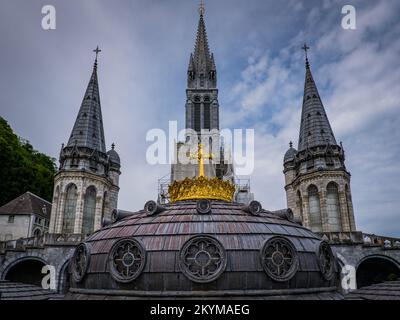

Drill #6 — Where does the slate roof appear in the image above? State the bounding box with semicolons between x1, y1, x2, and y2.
66;59;106;153
107;147;120;166
187;9;217;90
68;200;339;298
284;145;297;164
298;59;337;151
193;12;213;73
346;280;400;300
0;191;51;219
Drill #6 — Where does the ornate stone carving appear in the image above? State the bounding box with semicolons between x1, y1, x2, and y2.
109;238;146;283
318;241;335;280
260;236;299;282
71;243;91;282
179;235;227;283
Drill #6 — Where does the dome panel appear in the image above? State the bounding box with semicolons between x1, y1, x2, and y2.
69;200;339;299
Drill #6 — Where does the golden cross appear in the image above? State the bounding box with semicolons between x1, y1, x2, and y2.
190;143;213;177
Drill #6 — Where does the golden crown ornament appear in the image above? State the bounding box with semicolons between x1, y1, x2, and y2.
168;144;235;203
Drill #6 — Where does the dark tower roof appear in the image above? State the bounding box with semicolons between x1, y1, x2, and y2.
194;11;212;69
187;4;217;89
298;46;337;151
107;143;121;167
67;48;106;153
284;142;297;164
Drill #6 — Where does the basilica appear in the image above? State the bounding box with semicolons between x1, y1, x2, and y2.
0;4;399;300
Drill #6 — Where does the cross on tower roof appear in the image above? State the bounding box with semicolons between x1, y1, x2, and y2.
198;0;205;16
93;46;101;69
93;46;101;59
302;43;310;67
302;43;310;57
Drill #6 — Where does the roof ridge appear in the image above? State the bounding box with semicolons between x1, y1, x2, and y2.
26;191;52;205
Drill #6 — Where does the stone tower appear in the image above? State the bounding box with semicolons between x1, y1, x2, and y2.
283;46;356;233
171;4;231;182
49;49;121;235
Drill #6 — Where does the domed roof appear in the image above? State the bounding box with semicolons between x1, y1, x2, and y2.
284;142;297;164
66;200;340;299
107;143;120;166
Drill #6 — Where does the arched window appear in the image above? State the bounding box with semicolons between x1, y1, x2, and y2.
308;185;322;232
33;228;41;238
326;182;341;232
82;186;96;235
62;184;78;233
194;103;201;132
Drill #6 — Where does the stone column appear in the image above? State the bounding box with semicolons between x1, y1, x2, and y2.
320;190;329;232
346;191;357;231
93;190;103;231
73;179;85;234
302;192;310;229
338;190;350;232
56;191;66;234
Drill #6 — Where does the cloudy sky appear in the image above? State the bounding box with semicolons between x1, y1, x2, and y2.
0;0;399;236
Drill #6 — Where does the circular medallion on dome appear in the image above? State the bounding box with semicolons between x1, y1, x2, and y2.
196;199;212;214
179;235;227;283
260;236;299;282
144;200;158;216
109;238;146;283
71;243;91;283
317;241;335;280
248;200;262;215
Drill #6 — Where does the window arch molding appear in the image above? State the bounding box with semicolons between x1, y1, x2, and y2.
307;184;322;232
62;183;78;234
82;185;97;235
326;181;341;232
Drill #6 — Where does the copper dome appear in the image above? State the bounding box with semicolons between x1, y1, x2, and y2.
67;200;340;299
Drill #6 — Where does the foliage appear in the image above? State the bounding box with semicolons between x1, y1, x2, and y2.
387;273;399;282
0;117;56;205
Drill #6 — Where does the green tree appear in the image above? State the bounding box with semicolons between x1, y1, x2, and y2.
0;117;56;205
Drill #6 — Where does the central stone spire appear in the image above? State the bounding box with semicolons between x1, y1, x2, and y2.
185;3;219;137
187;2;217;90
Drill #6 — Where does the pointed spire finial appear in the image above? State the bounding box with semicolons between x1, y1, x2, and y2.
111;143;115;150
289;141;293;148
302;43;310;68
93;46;101;69
198;0;205;16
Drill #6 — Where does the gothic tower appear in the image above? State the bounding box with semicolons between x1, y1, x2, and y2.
171;4;230;182
185;4;219;139
283;45;356;233
49;48;121;235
